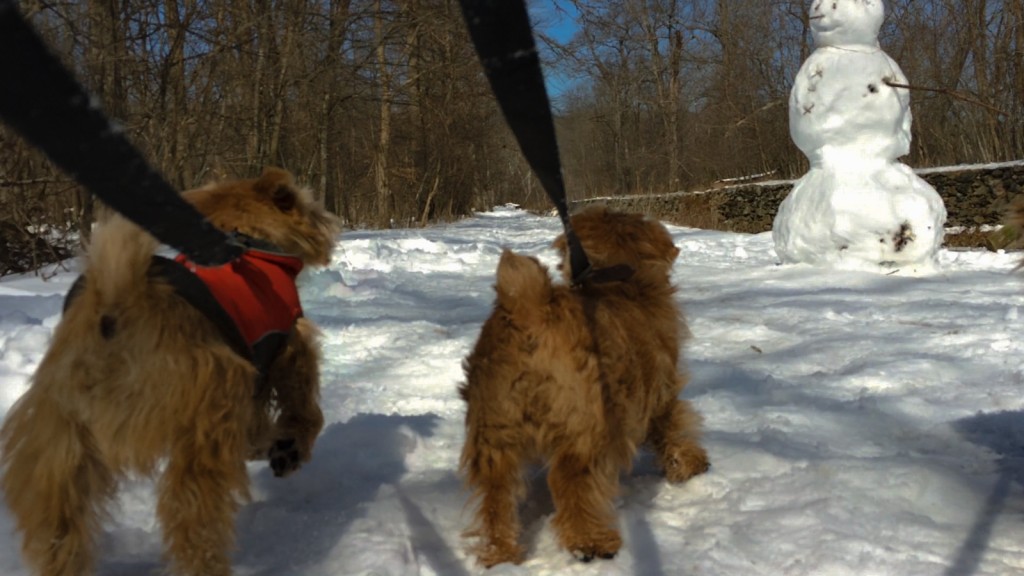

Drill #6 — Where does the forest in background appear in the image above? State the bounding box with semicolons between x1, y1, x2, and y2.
0;0;1022;273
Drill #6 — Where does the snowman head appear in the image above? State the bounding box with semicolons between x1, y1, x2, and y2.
809;0;885;48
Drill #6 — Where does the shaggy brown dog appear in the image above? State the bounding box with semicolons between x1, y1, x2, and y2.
459;205;709;567
0;168;338;576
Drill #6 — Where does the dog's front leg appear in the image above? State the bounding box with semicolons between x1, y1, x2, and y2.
547;451;622;562
647;397;709;483
266;318;324;477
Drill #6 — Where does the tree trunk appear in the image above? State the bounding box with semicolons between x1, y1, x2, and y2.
82;0;128;241
373;0;393;223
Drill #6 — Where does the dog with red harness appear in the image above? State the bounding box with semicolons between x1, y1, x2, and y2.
1;167;339;576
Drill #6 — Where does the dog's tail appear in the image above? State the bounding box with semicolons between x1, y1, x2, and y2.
83;213;159;306
494;249;553;314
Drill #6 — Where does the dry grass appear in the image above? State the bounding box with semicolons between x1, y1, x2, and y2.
942;226;1024;252
943;228;996;250
623;193;724;231
667;194;724;230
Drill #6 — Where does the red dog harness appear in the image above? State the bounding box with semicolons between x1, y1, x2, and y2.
175;250;304;349
168;248;305;388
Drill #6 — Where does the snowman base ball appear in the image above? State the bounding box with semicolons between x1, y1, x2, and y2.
772;162;946;275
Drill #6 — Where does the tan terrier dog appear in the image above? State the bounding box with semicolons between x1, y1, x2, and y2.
1;167;338;576
459;205;710;567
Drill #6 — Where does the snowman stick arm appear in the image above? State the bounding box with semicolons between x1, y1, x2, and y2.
883;79;1008;117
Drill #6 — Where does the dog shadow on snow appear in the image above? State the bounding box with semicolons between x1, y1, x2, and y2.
231;411;467;575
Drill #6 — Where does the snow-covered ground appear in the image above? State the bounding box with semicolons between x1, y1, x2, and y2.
2;206;1024;575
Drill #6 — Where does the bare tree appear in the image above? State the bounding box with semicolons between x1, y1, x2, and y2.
3;0;1022;275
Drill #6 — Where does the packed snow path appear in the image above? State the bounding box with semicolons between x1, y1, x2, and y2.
1;207;1024;575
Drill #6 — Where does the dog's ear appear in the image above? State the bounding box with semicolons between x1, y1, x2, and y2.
255;167;298;212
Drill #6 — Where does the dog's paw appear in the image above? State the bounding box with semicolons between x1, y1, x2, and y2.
571;547;618;563
268;438;302;477
475;541;525;568
662;444;710;483
563;529;621;563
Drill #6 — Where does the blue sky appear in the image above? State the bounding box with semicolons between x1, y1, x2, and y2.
532;0;580;100
535;0;579;43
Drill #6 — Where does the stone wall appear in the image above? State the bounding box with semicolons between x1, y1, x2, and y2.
573;161;1024;233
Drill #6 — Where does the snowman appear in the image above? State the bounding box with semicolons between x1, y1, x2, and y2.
771;0;946;273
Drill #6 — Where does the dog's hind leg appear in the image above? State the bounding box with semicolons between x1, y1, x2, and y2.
461;438;527;567
265;318;324;478
1;387;115;576
157;364;252;576
547;451;622;562
647;397;709;483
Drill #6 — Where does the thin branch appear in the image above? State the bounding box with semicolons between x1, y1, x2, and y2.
883;79;1008;118
0;178;65;188
730;99;784;130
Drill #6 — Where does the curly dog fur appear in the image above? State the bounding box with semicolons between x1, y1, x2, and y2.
459;205;709;567
0;167;338;576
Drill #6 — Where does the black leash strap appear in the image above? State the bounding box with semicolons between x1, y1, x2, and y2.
457;0;593;285
0;0;243;267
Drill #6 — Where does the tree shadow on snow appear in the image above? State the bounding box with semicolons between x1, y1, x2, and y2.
948;411;1024;576
396;485;472;576
622;453;672;576
232;412;442;575
511;465;555;560
507;452;675;576
686;360;1024;576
